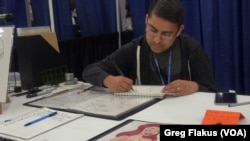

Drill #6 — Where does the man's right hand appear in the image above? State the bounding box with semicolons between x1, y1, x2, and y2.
103;75;133;93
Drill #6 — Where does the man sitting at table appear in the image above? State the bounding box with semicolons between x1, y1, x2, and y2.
82;0;217;96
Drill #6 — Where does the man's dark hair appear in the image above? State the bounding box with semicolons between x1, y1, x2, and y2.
148;0;185;26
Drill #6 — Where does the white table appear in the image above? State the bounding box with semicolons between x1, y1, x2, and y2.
1;92;250;141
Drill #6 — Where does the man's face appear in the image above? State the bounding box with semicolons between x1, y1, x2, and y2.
145;14;184;53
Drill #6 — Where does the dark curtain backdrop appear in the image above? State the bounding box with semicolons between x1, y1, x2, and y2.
242;0;250;94
74;0;117;37
128;0;250;95
30;0;50;27
51;0;74;40
59;31;134;80
0;0;27;27
30;0;73;41
128;0;153;38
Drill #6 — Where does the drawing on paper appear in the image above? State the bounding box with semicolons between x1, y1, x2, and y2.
110;123;160;141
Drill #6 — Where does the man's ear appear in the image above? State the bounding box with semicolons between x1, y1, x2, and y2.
176;24;184;37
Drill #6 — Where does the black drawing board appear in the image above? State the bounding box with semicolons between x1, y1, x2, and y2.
23;87;162;120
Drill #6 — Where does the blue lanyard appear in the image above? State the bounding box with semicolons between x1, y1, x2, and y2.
153;49;172;85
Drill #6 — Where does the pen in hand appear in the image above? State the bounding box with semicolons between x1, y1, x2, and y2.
24;111;57;126
111;59;124;76
111;60;134;91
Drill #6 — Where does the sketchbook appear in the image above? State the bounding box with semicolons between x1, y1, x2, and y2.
24;86;162;120
115;85;166;98
0;107;83;140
